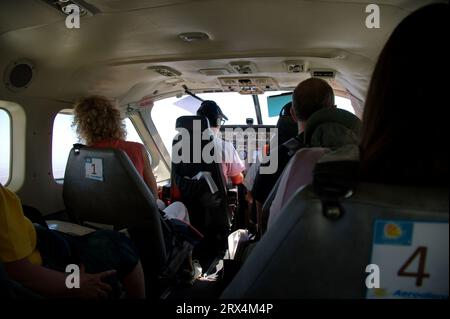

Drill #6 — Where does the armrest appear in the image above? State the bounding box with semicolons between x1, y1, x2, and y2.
46;220;96;236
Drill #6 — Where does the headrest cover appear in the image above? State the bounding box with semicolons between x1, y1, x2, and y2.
304;108;361;147
196;100;229;121
276;102;298;145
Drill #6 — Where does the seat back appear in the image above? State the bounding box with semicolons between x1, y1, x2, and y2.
222;183;449;298
171;116;230;235
62;145;169;277
63;145;161;228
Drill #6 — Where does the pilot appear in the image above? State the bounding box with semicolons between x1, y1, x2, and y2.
196;100;245;185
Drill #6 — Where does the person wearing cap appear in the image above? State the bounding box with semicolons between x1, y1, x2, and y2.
196;100;245;185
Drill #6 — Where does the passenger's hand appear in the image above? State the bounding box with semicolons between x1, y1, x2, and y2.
73;264;116;299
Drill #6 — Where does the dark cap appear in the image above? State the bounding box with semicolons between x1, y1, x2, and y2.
196;100;229;121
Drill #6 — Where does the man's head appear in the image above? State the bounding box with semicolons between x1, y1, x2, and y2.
196;100;228;129
291;78;335;125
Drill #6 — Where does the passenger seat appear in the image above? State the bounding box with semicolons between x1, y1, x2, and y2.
63;144;191;297
222;157;449;298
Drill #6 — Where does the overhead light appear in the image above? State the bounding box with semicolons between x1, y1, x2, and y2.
228;61;258;74
283;60;309;73
178;32;210;42
310;69;336;78
147;65;182;77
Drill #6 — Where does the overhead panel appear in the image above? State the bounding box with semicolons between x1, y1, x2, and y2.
218;77;279;94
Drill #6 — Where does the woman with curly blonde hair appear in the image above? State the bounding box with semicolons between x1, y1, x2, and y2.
73;96;159;197
73;96;190;222
73;95;126;145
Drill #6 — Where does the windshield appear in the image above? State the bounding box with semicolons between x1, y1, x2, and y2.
150;91;355;154
151;92;257;153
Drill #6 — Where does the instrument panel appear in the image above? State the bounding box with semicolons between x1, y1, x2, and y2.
219;125;276;168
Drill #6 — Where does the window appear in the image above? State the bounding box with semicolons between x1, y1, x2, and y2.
151;92;257;153
259;92;355;125
52;112;78;180
124;118;143;144
150;91;356;154
335;95;355;114
0;108;11;185
196;92;257;125
52;111;144;180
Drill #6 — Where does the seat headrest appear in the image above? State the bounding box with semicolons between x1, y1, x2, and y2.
304;108;361;147
276;114;298;145
175;115;210;131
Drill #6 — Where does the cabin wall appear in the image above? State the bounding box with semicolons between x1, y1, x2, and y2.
2;94;71;214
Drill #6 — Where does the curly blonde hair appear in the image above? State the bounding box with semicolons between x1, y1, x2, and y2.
73;95;126;145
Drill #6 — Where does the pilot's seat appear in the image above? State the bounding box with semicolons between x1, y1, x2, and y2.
63;144;191;297
171;116;232;259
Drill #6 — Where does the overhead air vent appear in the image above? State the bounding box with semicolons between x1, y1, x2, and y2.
228;61;258;75
310;69;336;78
4;59;35;92
147;65;182;77
199;68;231;76
284;60;309;73
178;32;210;42
39;0;100;16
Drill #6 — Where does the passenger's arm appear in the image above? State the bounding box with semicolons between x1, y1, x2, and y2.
4;258;115;299
141;145;159;198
